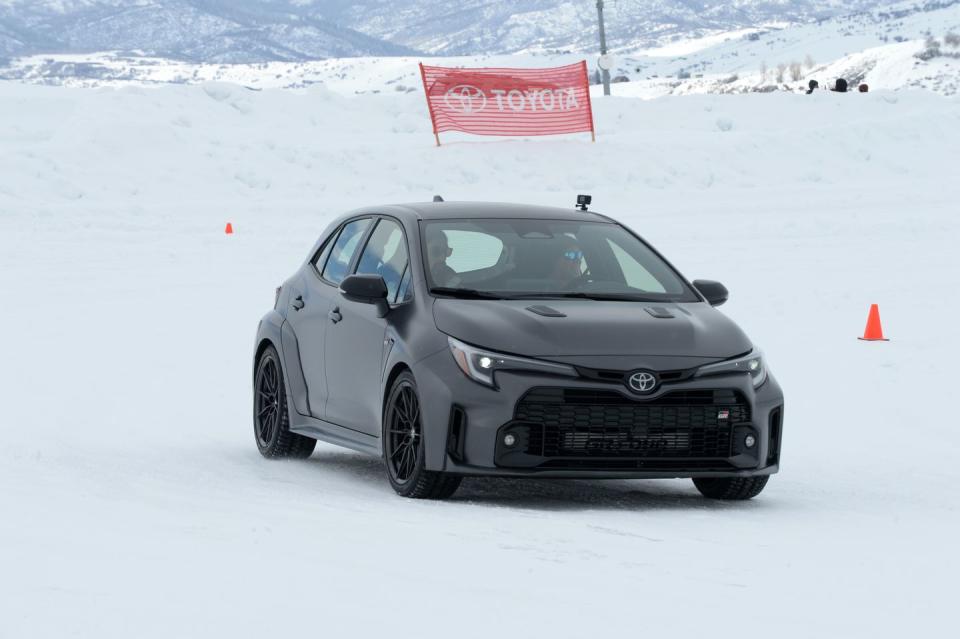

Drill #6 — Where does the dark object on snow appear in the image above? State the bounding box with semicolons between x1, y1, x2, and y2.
806;79;820;94
833;78;848;93
252;200;784;500
859;84;869;93
612;75;630;83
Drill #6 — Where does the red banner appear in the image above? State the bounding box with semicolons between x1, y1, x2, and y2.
419;61;595;144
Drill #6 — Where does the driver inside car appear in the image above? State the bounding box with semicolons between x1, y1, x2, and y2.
549;237;586;289
427;228;458;287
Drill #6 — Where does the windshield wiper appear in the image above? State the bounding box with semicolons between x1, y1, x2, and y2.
430;287;514;300
518;292;660;302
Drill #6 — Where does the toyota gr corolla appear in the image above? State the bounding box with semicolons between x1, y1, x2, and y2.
253;200;784;500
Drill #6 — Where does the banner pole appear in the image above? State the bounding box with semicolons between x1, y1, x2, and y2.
580;60;597;143
419;62;441;147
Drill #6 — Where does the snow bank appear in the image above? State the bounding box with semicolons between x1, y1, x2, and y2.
1;82;959;637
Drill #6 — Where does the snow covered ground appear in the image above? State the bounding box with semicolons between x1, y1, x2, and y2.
5;1;960;97
1;81;959;637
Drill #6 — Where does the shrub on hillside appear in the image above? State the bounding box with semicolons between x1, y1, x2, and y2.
789;62;803;81
915;37;941;61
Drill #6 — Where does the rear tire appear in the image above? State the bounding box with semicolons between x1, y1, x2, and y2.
693;476;769;500
254;345;316;459
383;371;461;499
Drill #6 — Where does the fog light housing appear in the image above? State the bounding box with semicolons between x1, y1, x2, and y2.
744;435;757;449
503;433;517;447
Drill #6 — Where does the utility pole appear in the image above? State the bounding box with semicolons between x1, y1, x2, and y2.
596;0;611;96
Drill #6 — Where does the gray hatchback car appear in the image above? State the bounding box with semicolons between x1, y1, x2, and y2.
253;200;784;500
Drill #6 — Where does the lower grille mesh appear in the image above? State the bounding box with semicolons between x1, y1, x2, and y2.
517;388;749;459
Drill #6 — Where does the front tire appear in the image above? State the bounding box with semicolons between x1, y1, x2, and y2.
693;476;769;500
254;345;316;459
383;371;461;499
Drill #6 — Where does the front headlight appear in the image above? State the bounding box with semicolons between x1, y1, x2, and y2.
695;351;768;388
447;337;577;388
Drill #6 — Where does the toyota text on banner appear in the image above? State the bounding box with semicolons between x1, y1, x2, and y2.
419;61;596;145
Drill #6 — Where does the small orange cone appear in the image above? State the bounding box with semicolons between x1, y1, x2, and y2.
225;222;234;235
859;304;889;341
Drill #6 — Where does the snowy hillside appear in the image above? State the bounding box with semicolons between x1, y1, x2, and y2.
4;0;959;96
609;0;960;96
0;0;419;62
337;0;891;55
1;81;959;637
0;0;914;61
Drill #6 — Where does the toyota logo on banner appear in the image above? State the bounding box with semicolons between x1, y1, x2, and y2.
627;371;659;394
443;85;488;114
418;62;596;145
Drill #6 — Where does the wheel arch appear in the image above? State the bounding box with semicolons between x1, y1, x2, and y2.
382;361;413;422
254;311;311;417
254;337;276;379
253;311;285;383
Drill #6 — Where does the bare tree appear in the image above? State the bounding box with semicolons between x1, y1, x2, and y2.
776;63;786;83
760;61;768;82
916;36;942;61
789;61;803;82
945;32;960;47
804;54;815;69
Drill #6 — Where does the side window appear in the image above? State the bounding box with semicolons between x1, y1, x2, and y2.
311;232;337;273
395;264;413;304
322;218;371;285
606;238;667;293
355;219;409;302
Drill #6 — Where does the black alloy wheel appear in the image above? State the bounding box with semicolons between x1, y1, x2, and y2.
255;355;282;447
253;345;316;459
383;371;461;499
387;383;421;483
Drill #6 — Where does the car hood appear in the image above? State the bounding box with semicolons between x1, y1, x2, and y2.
432;299;753;369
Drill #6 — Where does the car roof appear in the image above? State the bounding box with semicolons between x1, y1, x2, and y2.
357;201;614;223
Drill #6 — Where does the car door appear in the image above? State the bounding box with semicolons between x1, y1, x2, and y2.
324;217;411;436
286;217;372;421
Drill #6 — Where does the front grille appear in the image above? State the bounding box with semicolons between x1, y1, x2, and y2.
574;366;696;386
516;388;749;459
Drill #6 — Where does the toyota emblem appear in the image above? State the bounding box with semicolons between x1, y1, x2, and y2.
627;371;658;394
443;85;488;114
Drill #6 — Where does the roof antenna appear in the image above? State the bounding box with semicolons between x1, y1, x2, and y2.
433;195;444;202
576;194;592;211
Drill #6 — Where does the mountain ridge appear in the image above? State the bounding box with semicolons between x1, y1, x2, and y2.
0;1;912;62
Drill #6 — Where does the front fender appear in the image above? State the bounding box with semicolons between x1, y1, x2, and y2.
255;310;311;417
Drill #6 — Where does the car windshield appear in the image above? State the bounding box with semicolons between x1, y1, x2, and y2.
421;219;699;302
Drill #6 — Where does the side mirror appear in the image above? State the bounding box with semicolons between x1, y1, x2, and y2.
340;274;389;317
693;279;729;307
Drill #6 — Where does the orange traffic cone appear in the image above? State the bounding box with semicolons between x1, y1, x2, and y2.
225;222;234;235
859;304;889;341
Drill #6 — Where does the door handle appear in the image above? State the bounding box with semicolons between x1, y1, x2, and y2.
328;307;342;323
291;295;305;311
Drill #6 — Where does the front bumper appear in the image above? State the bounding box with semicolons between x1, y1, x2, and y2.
413;349;784;479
